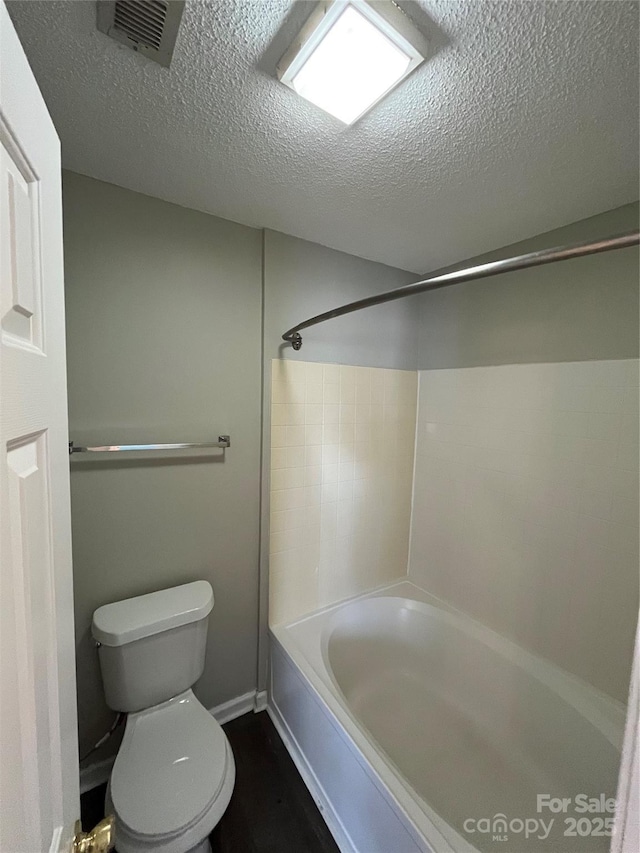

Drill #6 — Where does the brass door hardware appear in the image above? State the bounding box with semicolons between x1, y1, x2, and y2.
72;815;115;853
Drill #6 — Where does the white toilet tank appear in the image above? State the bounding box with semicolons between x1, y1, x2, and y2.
92;581;213;713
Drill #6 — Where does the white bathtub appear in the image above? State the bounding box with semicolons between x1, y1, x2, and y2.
268;581;625;853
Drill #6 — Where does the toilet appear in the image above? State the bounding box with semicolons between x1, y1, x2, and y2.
92;581;235;853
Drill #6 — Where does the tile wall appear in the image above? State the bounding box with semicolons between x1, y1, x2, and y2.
408;359;639;702
269;360;417;625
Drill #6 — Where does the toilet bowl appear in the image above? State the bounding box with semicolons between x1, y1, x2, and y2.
92;581;235;853
106;691;234;853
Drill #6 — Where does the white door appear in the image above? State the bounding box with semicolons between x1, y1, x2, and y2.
0;2;80;852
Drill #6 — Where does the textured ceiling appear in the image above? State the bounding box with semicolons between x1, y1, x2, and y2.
8;0;639;273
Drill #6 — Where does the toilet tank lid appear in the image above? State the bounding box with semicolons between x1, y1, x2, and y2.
92;581;213;647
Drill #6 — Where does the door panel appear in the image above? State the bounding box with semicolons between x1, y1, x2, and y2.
0;2;79;851
0;138;43;351
6;432;64;849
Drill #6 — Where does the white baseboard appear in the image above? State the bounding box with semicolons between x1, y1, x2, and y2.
80;688;263;794
267;700;356;853
210;689;257;725
254;689;268;712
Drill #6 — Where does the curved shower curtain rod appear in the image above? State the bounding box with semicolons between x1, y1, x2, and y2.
282;230;640;350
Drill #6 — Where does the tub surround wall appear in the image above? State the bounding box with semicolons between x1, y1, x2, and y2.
260;231;420;682
409;359;639;703
269;359;417;625
63;172;263;757
409;202;639;706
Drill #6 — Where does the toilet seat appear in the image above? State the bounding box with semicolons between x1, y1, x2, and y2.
110;689;234;848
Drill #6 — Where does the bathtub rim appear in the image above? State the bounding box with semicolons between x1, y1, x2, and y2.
270;579;626;853
282;579;625;746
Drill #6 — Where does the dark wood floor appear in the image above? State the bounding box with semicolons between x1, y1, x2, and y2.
81;710;339;853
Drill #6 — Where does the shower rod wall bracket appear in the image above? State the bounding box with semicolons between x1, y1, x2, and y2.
281;230;639;349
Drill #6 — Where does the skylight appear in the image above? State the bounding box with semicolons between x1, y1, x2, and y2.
277;0;426;125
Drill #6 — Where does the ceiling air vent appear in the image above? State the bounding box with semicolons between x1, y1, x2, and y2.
96;0;185;67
